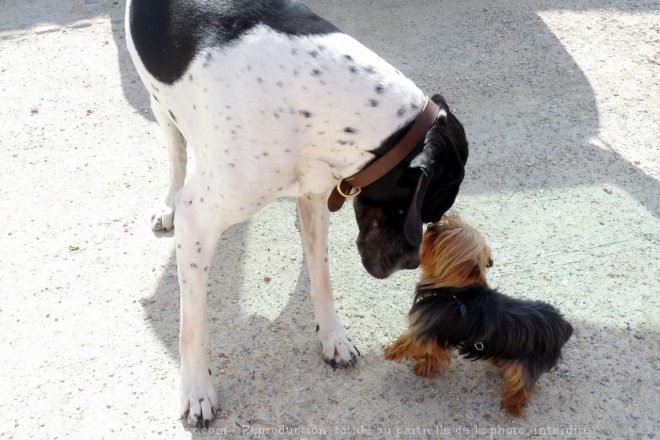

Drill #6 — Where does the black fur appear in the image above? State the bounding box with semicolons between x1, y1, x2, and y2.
411;284;573;383
129;0;339;84
353;95;468;278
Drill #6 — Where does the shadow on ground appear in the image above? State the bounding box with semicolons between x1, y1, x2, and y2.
4;0;654;210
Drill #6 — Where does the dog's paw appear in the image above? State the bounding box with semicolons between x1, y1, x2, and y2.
150;205;174;231
317;324;360;369
180;370;219;428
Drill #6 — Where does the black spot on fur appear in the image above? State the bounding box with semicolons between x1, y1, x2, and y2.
168;109;177;121
309;50;318;57
397;107;406;117
188;73;193;81
349;66;357;74
152;94;159;102
299;110;312;118
190;263;197;269
312;69;321;76
343;54;353;61
369;99;379;107
375;84;385;94
257;77;263;83
344;127;357;134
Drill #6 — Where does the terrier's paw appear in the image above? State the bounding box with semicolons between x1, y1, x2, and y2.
150;204;174;231
317;324;360;369
384;334;452;378
180;369;219;428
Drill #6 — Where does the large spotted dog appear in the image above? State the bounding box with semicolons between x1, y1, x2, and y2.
126;0;468;427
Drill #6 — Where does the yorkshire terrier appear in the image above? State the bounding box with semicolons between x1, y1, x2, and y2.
384;212;573;418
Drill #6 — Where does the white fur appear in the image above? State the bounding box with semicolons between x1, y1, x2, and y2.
126;16;425;425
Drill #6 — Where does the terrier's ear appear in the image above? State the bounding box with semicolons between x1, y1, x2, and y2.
469;262;485;283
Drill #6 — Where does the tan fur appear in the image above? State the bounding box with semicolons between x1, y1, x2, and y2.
497;360;536;419
419;212;492;289
384;330;453;378
385;212;539;418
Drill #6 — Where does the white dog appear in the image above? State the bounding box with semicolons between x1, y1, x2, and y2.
126;0;468;427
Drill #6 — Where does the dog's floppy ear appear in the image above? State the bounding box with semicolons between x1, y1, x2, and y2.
404;95;468;238
403;170;430;246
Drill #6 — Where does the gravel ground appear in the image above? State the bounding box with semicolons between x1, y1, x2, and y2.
1;0;658;439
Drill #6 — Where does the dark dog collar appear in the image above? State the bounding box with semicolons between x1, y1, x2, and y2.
327;97;440;212
414;285;485;352
414;286;467;315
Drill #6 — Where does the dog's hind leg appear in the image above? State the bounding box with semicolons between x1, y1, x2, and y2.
496;360;536;419
150;96;187;231
297;192;360;369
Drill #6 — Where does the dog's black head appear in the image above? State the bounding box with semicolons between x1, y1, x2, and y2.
353;94;469;279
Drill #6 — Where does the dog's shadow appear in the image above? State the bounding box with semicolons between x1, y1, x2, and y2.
143;203;659;435
6;0;656;212
143;199;389;432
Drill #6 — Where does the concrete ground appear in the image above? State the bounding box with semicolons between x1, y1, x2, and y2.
1;0;658;438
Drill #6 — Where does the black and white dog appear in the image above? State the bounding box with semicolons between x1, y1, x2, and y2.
126;0;468;427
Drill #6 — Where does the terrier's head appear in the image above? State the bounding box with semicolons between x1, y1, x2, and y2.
420;212;493;289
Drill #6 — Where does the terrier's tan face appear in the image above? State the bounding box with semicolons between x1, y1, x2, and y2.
419;218;493;287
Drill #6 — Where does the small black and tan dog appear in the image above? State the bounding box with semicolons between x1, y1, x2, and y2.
385;213;573;418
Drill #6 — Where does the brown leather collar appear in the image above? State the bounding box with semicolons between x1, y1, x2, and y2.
327;97;440;212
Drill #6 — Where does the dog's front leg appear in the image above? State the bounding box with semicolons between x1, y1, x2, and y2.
297;193;360;368
174;186;221;427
